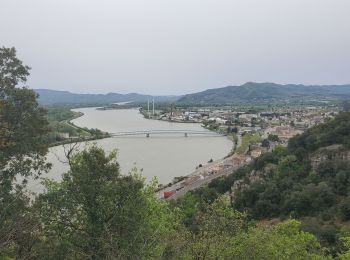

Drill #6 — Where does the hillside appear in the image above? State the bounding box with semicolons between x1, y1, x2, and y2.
35;89;180;105
36;83;350;105
178;111;350;247
177;82;350;104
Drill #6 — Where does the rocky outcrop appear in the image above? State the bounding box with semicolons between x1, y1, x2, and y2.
310;145;350;170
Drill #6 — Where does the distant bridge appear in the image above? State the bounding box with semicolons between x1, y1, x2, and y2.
110;130;226;137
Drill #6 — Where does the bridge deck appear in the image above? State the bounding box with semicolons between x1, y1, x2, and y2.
110;130;226;137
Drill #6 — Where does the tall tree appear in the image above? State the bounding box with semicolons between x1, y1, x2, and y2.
0;47;50;258
183;197;249;259
34;145;177;259
0;47;50;183
232;220;328;259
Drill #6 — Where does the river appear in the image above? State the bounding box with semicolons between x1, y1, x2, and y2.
28;107;232;193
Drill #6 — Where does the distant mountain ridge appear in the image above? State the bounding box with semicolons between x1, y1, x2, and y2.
35;89;180;105
36;82;350;105
177;82;350;104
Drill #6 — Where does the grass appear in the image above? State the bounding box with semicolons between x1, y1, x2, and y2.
236;133;261;154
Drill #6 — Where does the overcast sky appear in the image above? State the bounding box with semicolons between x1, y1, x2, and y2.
1;0;349;95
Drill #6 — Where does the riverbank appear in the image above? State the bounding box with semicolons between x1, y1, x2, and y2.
47;108;110;147
149;122;243;198
154;131;243;199
156;152;252;199
45;107;232;197
139;108;203;124
138;107;244;197
139;107;237;156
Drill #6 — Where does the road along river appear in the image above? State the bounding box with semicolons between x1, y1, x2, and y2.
27;108;232;193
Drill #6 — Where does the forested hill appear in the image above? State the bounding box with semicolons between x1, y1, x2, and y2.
35;89;180;105
36;83;350;105
184;111;350;247
177;82;350;104
232;112;350;242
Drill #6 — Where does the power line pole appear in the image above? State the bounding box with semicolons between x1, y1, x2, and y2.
152;99;155;116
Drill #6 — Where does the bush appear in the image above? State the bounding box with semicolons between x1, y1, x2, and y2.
340;197;350;221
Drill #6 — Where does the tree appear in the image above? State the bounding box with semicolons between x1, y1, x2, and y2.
34;145;177;259
183;197;248;259
268;134;280;142
273;144;286;158
0;47;49;185
0;47;50;257
261;138;270;148
277;155;305;180
174;198;328;259
283;182;335;217
170;192;199;230
232;220;328;259
339;197;350;221
338;237;350;259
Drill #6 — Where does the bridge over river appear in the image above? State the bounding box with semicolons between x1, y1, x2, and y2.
110;130;226;138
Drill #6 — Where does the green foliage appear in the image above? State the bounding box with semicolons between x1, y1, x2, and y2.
34;145;177;259
268;134;280;142
261;138;270;147
283;182;335;217
288;112;350;152
236;133;261;154
273;144;287;157
339;197;350;221
170;192;199;230
181;197;249;259
233;151;350;222
301;218;338;247
225;112;350;251
177;82;350;105
253;151;279;170
171;197;331;259
171;112;350;253
0;47;50;178
338;237;350;259
232;220;329;259
45;106;109;146
46;106;77;122
0;47;50;258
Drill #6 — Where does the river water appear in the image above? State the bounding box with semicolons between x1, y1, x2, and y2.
28;108;232;192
